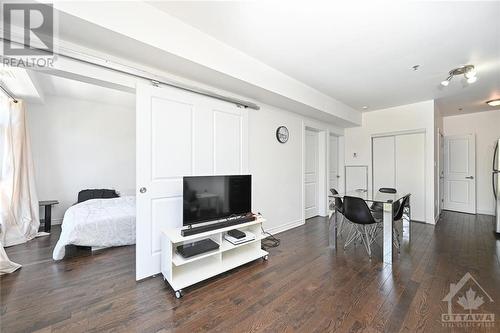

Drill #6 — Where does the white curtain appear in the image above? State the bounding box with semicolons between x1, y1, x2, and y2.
0;97;40;274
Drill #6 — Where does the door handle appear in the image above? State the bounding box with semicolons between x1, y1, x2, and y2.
139;187;147;193
465;176;474;179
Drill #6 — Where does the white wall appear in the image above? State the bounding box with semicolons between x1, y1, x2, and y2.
28;95;135;223
344;100;436;224
249;107;304;233
249;104;343;234
443;110;500;215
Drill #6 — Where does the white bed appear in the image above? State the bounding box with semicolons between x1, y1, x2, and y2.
53;196;136;260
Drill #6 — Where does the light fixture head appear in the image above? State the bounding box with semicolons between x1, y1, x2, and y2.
464;66;477;79
466;76;477;84
441;65;477;87
362;106;368;110
486;99;500;107
441;75;452;86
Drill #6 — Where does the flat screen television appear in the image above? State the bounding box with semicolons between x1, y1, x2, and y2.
183;175;251;226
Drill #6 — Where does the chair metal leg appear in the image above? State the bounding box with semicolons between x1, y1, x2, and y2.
359;225;373;258
344;222;384;259
344;222;358;249
337;214;345;238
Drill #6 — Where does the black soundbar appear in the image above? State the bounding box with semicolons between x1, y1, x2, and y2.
181;215;256;236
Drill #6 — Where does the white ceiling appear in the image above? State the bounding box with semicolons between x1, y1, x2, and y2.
31;71;135;108
0;67;41;102
150;1;500;116
1;66;134;107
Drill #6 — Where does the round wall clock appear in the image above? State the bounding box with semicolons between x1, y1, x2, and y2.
276;126;289;143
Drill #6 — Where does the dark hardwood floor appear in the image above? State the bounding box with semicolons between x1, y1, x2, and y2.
1;211;499;332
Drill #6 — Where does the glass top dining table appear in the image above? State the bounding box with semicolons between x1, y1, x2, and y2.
329;189;410;203
328;189;411;264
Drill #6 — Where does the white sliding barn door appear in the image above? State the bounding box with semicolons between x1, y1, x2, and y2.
444;135;476;214
136;83;248;280
329;136;339;191
305;130;319;219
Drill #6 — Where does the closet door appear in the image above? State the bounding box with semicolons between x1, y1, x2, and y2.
395;133;425;222
372;136;395;192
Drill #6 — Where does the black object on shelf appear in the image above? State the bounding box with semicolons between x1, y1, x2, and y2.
227;229;246;239
181;215;256;236
176;239;220;258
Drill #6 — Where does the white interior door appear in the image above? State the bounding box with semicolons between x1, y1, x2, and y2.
395;133;426;222
305;130;319;219
372;136;395;192
136;83;248;280
329;135;339;192
444;134;476;214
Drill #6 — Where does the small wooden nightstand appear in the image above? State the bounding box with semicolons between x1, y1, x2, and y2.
39;200;59;232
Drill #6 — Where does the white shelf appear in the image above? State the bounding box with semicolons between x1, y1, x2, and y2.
171;235;264;266
162;217;265;243
172;247;220;266
161;217;268;295
172;248;267;291
219;237;263;252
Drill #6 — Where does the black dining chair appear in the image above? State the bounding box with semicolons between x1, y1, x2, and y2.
342;196;379;258
372;193;410;252
330;188;347;236
370;188;400;215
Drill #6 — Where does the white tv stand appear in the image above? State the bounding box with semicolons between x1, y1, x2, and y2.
161;217;268;298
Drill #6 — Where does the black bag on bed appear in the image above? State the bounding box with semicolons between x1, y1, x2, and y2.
77;189;120;203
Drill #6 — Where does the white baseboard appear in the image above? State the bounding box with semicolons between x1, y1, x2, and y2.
265;219;305;235
477;209;495;216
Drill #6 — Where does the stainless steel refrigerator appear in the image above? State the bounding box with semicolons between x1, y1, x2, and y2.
494;138;500;234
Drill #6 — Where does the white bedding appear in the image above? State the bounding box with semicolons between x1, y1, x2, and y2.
53;196;136;260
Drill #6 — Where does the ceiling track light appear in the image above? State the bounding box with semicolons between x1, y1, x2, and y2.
441;75;452;86
440;65;477;87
